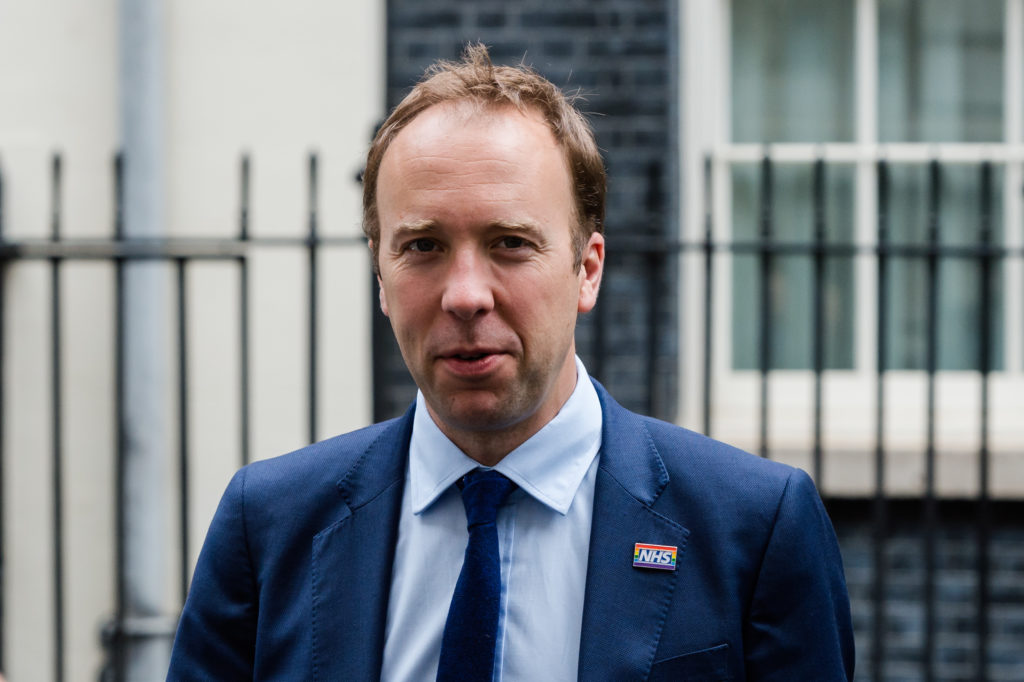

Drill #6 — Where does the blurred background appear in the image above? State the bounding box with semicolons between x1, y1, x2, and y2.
1;0;1022;680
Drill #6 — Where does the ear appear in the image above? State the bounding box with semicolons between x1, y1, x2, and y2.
577;232;605;314
378;277;389;317
369;240;390;317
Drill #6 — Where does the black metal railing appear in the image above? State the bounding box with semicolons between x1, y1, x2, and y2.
698;154;1021;681
0;151;366;681
1;151;1022;680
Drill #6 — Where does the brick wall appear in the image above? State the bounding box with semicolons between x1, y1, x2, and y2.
832;500;1024;681
374;0;678;421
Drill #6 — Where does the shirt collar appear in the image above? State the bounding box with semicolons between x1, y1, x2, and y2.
408;356;603;516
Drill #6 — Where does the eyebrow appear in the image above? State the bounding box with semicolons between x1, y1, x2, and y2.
389;219;548;243
490;220;547;242
392;219;437;233
388;219;437;245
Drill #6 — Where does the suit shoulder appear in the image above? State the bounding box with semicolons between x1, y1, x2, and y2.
643;414;789;469
593;380;805;504
638;414;806;499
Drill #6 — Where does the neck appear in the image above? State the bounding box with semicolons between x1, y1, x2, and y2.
447;430;528;468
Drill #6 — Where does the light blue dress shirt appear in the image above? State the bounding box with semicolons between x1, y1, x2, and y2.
381;356;603;682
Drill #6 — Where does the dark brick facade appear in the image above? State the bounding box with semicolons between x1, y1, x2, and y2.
832;500;1024;681
373;0;678;422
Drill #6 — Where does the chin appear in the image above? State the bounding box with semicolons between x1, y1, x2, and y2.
445;405;517;433
439;393;530;433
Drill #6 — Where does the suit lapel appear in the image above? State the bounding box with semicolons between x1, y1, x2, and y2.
310;408;413;681
578;385;691;681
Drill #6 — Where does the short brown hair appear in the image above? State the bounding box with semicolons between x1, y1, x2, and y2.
362;43;606;269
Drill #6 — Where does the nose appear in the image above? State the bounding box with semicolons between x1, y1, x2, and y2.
441;249;495;321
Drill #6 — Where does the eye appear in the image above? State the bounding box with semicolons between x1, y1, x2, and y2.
406;238;438;253
496;235;528;250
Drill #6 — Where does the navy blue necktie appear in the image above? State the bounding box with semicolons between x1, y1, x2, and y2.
436;469;517;682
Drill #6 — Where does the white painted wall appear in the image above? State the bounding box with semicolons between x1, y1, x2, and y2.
0;1;383;679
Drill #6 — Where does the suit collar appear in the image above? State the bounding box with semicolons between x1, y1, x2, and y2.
334;404;414;507
578;382;690;680
591;380;670;505
310;405;413;681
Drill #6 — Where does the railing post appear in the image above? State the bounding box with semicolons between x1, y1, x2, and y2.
0;153;6;675
811;157;827;487
701;155;714;437
308;152;319;445
239;155;252;467
758;152;773;458
976;161;994;682
49;153;67;682
872;158;890;682
923;158;942;681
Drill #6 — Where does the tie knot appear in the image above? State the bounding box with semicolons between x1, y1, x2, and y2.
458;469;517;529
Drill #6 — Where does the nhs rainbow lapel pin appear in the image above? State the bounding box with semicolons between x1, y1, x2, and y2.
633;543;677;571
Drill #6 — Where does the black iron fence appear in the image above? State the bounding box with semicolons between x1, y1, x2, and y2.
0;152;367;681
1;152;1022;680
698;155;1023;681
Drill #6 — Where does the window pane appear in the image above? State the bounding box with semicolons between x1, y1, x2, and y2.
731;162;857;370
884;163;1005;370
879;0;1003;142
732;0;855;143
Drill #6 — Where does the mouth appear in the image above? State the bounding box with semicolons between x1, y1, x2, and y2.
449;352;490;361
437;349;505;377
440;346;503;360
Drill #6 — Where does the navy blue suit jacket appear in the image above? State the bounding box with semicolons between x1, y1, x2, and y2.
169;382;854;680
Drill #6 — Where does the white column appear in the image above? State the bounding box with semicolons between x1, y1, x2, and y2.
677;0;728;429
855;0;879;376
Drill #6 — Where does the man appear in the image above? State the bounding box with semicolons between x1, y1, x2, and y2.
169;45;854;680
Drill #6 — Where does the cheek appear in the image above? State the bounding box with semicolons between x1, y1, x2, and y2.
508;274;579;330
383;280;432;332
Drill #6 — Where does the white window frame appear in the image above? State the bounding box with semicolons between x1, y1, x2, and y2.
678;0;1024;497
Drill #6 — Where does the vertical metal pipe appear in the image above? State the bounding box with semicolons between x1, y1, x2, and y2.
923;159;942;682
758;154;773;459
702;155;714;437
812;158;827;487
239;155;251;467
176;259;189;604
119;0;172;676
308;152;319;445
872;159;891;682
976;161;994;682
50;153;66;682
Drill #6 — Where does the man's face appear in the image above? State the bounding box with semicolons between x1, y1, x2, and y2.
374;102;604;457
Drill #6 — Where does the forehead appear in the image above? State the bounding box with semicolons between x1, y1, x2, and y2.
398;99;555;146
376;101;574;226
381;101;568;183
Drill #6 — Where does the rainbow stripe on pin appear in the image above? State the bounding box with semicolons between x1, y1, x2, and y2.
633;543;677;571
